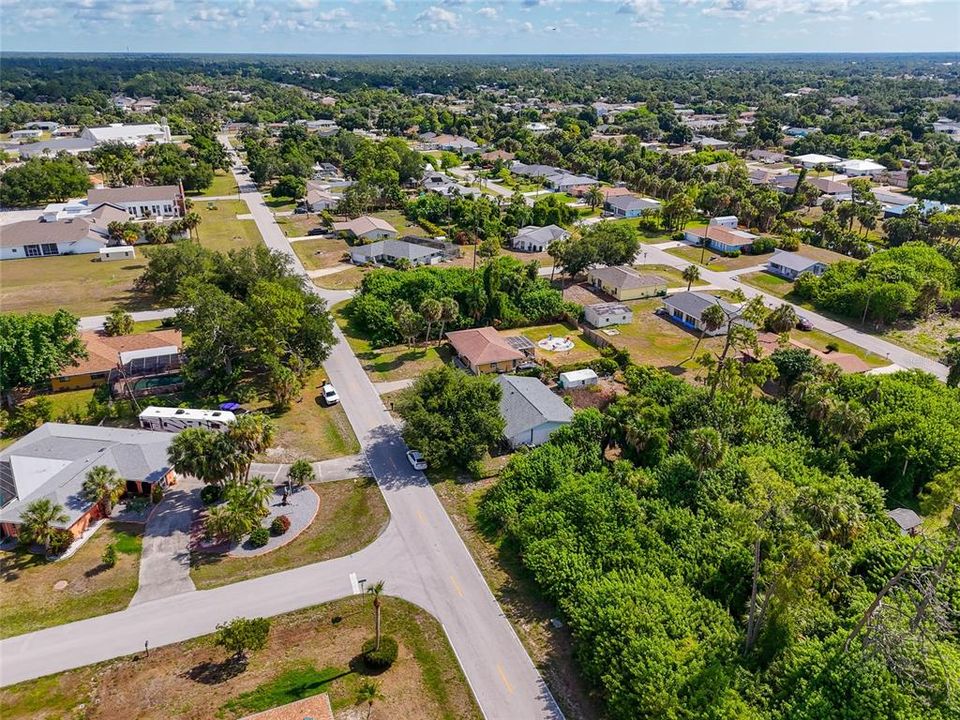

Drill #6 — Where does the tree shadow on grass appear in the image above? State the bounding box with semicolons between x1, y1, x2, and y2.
348;653;390;677
181;656;249;685
84;563;111;578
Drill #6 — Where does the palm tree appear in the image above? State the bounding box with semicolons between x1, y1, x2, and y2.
437;297;459;344
102;307;134;337
225;413;276;482
237;475;274;519
355;680;384;720
19;498;69;555
182;211;201;241
685;302;724;364
682;264;700;291
585;185;604;212
82;465;126;517
367;580;386;651
684;427;724;481
168;427;230;487
419;298;442;344
204;500;255;543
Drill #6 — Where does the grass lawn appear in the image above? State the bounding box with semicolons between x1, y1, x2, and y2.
0;253;154;316
312;265;370;290
252;370;359;463
433;479;600;720
131;318;167;334
607;298;724;378
449;245;553;271
0;522;143;639
194;199;263;253
882;314;960;361
265;196;298;213
798;328;891;369
292;237;351;271
666;244;775;272
277;213;324;237
738;270;799;300
189;170;238;198
634;262;708;288
372;209;429;237
191;478;387;589
0;595;480;720
334;303;451;383
503;323;602;367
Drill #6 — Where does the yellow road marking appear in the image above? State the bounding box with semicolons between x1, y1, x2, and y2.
497;663;514;694
450;574;464;598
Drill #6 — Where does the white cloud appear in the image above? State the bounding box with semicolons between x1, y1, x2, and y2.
476;6;497;18
416;5;460;30
617;0;662;14
383;0;396;9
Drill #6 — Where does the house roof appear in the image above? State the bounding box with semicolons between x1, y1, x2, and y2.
588;265;666;290
332;216;397;237
63;329;183;377
606;194;661;212
351;239;438;261
835;158;885;173
480;149;515;162
768;251;826;273
513;224;568;245
15;137;95;158
887;508;923;534
809;177;850;195
88;185;180;204
586;302;632;317
690;225;758;247
83;123;168;143
239;693;334;720
511;162;561;177
791;153;842;165
0;217;107;249
663;291;745;321
446;326;524;366
496;375;574;439
0;424;174;528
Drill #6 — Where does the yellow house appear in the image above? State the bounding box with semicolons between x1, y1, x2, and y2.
587;265;667;301
52;329;183;392
445;326;533;375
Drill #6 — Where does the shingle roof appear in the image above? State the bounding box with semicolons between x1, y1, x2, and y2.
887;508;922;534
606;194;661;212
513;225;568;245
588;265;666;290
663;291;746;322
690;225;758;247
446;327;524;366
0;424;174;528
496;375;574;439
769;251;826;273
87;185;180;205
16;137;95;158
351;239;438;261
332;216;397;237
63;329;183;377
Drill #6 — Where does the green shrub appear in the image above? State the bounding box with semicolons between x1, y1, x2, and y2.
48;529;74;556
201;485;224;505
249;527;270;548
102;544;117;568
825;341;840;353
726;249;742;258
778;234;801;251
589;357;620;376
150;484;164;504
750;237;776;254
270;515;291;536
362;636;398;668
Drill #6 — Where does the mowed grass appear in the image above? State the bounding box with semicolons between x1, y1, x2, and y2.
292;237;351;271
191;478;388;589
278;213;324;237
738;270;799;299
666;243;774;272
189;170;239;198
193;199;263;253
504;323;602;367
312;265;370;290
252;370;359;463
0;253;153;316
0;595;481;720
0;522;143;639
371;209;429;237
634;262;708;288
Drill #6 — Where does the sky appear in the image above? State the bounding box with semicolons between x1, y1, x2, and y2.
1;0;958;55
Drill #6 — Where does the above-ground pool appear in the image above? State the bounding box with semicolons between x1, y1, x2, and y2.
537;335;575;352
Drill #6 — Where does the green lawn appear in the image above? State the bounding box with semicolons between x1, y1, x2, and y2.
277;214;324;237
504;323;602;368
738;270;798;299
666;244;775;272
265;196;298;213
312;266;371;290
634;263;708;288
0;596;480;720
189;170;238;198
252;370;359;463
292;238;351;271
799;328;891;368
881;314;960;360
0;522;143;639
371;209;430;237
194;200;263;253
190;478;387;589
0;253;154;316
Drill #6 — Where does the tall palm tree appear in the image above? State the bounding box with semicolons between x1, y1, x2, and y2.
82;465;126;517
182;211;201;241
682;264;701;291
225;413;276;482
239;475;274;519
19;498;69;555
585;185;604;212
168;428;230;487
355;680;384;720
419;298;442;345
685;302;724;364
437;297;459;345
367;580;386;651
684;427;724;481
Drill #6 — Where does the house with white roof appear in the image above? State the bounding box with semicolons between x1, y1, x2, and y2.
511;225;569;252
349;238;445;267
834;158;886;177
791;153;842;168
767;251;829;280
79;123;171;146
87;185;183;219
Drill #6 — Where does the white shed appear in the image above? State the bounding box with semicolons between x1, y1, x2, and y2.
559;368;599;389
709;216;738;229
99;245;136;262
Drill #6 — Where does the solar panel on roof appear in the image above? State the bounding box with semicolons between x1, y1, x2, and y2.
506;336;535;351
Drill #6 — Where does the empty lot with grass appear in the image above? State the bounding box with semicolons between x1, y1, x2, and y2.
188;170;238;198
193;199;263;253
0;595;480;720
291;237;351;271
666;244;774;272
0;522;143;639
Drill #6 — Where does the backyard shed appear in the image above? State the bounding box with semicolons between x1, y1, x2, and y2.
99;245;136;261
558;368;599;389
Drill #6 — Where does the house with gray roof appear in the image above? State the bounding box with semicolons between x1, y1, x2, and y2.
495;375;574;448
349;238;444;267
511;224;569;252
661;291;751;336
0;424;176;540
605;194;661;218
0;204;130;261
14;137;95;159
767;251;828;280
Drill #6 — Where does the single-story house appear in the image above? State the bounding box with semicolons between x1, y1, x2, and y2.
605;194;661;218
511;224;569;252
446;327;533;375
349;238;444;267
424;134;479;152
303;183;338;212
571;185;633;200
772;174;802;194
808;177;852;201
662;291;748;336
15;137;96;159
558;368;598;390
584;302;633;328
510;162;562;179
791;153;841;168
693;136;732;150
684;224;759;254
887;508;923;537
767;251;828;280
87;185;183;219
587;266;667;301
24;121;60;132
748;149;787;164
547;173;598;192
53;329;183;392
0;424;177;540
883;198;948;218
479;149;515;164
496;375;574;449
79;123;171;146
834;158;886;177
332;216;398;242
0;203;130;261
10;128;43;139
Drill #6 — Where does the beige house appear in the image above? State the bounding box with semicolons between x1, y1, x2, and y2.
587;266;667;301
331;216;397;242
446;327;534;374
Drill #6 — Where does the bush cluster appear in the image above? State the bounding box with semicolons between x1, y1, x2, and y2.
47;529;74;556
362;636;398;668
200;485;224;505
270;515;291;536
248;527;270;548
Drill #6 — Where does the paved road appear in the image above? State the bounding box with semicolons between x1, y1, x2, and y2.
641;240;949;379
79;308;177;331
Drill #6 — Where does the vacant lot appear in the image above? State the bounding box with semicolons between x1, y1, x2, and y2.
633;262;708;288
278;213;324;237
738;270;800;300
882;314;960;361
0;522;143;639
191;478;388;589
292;237;352;271
0;595;480;720
189;171;238;198
193;199;263;253
799;328;891;369
312;265;370;290
666;244;775;272
253;370;359;463
372;209;429;237
0;253;153;316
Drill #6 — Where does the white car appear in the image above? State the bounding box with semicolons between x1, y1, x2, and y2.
406;450;427;471
321;383;340;406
